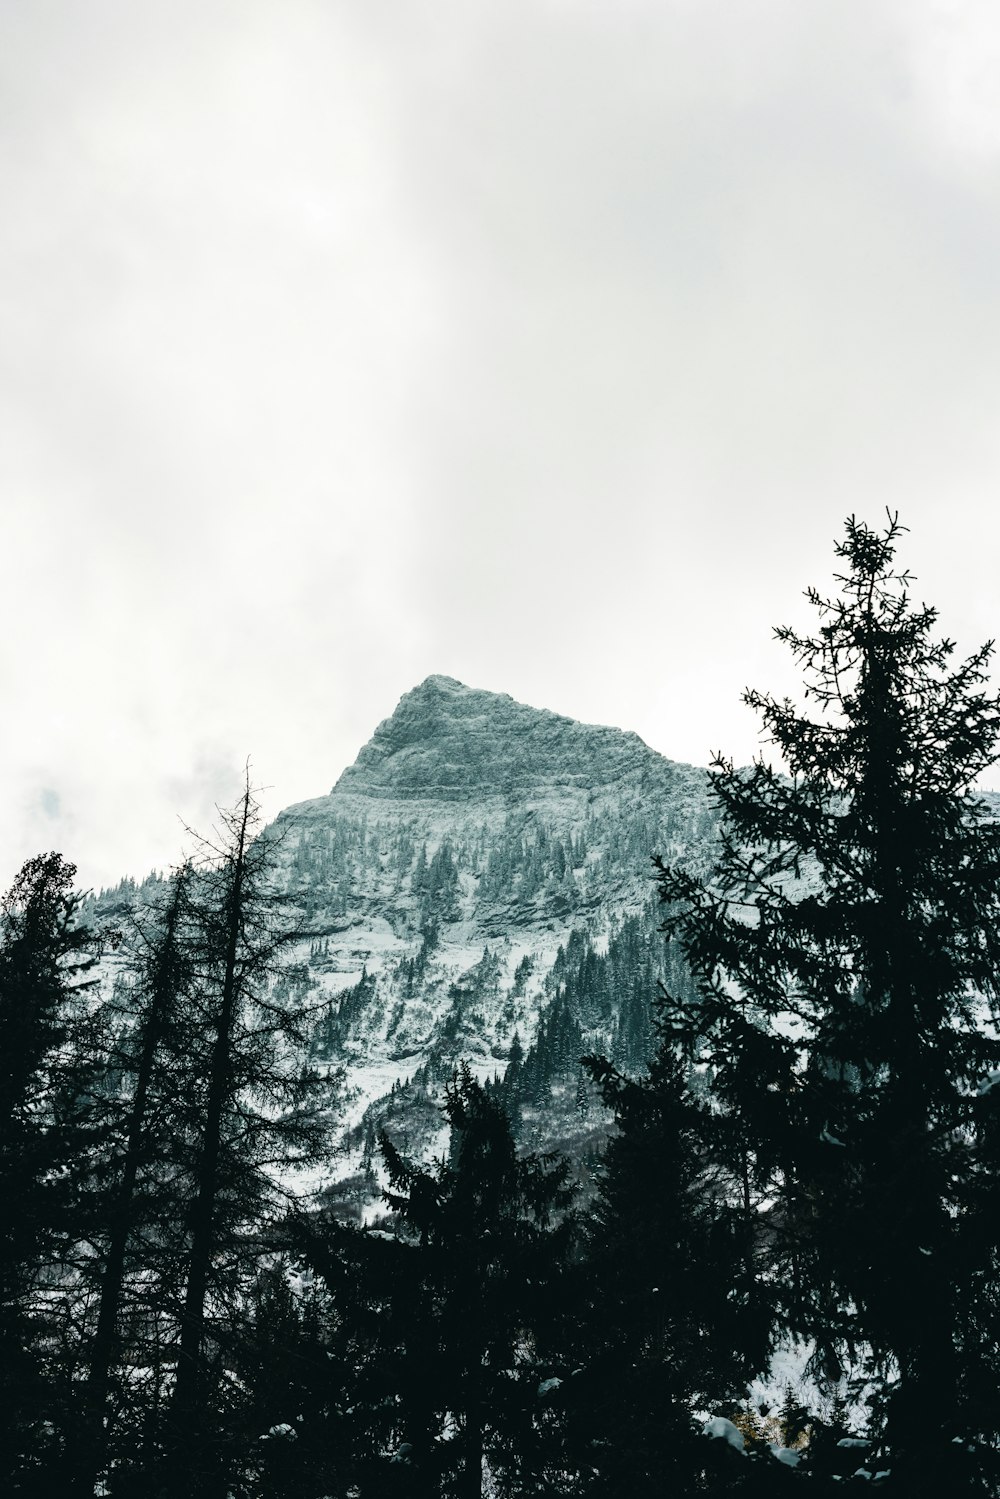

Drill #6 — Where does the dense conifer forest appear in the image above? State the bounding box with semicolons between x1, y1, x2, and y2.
6;517;1000;1495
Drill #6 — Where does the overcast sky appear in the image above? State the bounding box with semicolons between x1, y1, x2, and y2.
3;0;1000;891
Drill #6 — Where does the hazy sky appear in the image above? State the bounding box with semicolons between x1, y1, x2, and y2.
4;0;1000;891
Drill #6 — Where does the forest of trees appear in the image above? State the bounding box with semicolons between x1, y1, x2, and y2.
5;516;1000;1494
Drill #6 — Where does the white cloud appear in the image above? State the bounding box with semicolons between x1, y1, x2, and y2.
3;0;1000;890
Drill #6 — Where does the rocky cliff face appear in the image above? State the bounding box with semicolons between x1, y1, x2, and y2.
335;675;669;800
263;676;715;1187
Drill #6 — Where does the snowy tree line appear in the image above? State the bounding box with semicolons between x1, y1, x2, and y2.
279;795;708;932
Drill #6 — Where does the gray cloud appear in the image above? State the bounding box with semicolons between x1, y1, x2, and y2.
3;1;1000;889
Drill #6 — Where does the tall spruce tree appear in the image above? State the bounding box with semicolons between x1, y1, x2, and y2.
656;515;1000;1491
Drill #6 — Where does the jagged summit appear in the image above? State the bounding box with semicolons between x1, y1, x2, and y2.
331;675;666;802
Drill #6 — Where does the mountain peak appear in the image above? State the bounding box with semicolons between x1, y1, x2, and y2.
410;674;469;694
331;676;665;802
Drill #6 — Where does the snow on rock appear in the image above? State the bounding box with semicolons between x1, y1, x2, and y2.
260;1424;297;1441
769;1445;801;1467
703;1416;745;1451
254;675;717;1179
537;1377;563;1397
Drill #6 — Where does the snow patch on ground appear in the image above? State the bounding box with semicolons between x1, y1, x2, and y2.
703;1416;745;1451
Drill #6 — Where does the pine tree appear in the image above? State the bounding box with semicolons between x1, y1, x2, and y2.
570;1043;775;1495
297;1069;576;1498
656;515;1000;1490
0;853;98;1492
382;1068;576;1497
234;1264;343;1499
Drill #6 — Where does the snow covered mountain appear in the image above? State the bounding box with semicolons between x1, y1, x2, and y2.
263;675;715;1185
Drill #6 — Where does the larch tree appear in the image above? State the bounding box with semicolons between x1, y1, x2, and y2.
161;774;334;1497
73;864;197;1499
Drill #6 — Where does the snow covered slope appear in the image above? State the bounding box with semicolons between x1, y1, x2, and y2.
262;675;715;1175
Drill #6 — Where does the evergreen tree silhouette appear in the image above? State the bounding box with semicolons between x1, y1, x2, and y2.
294;1069;575;1498
378;1066;575;1498
0;853;99;1494
570;1043;775;1495
657;515;1000;1491
160;774;333;1496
